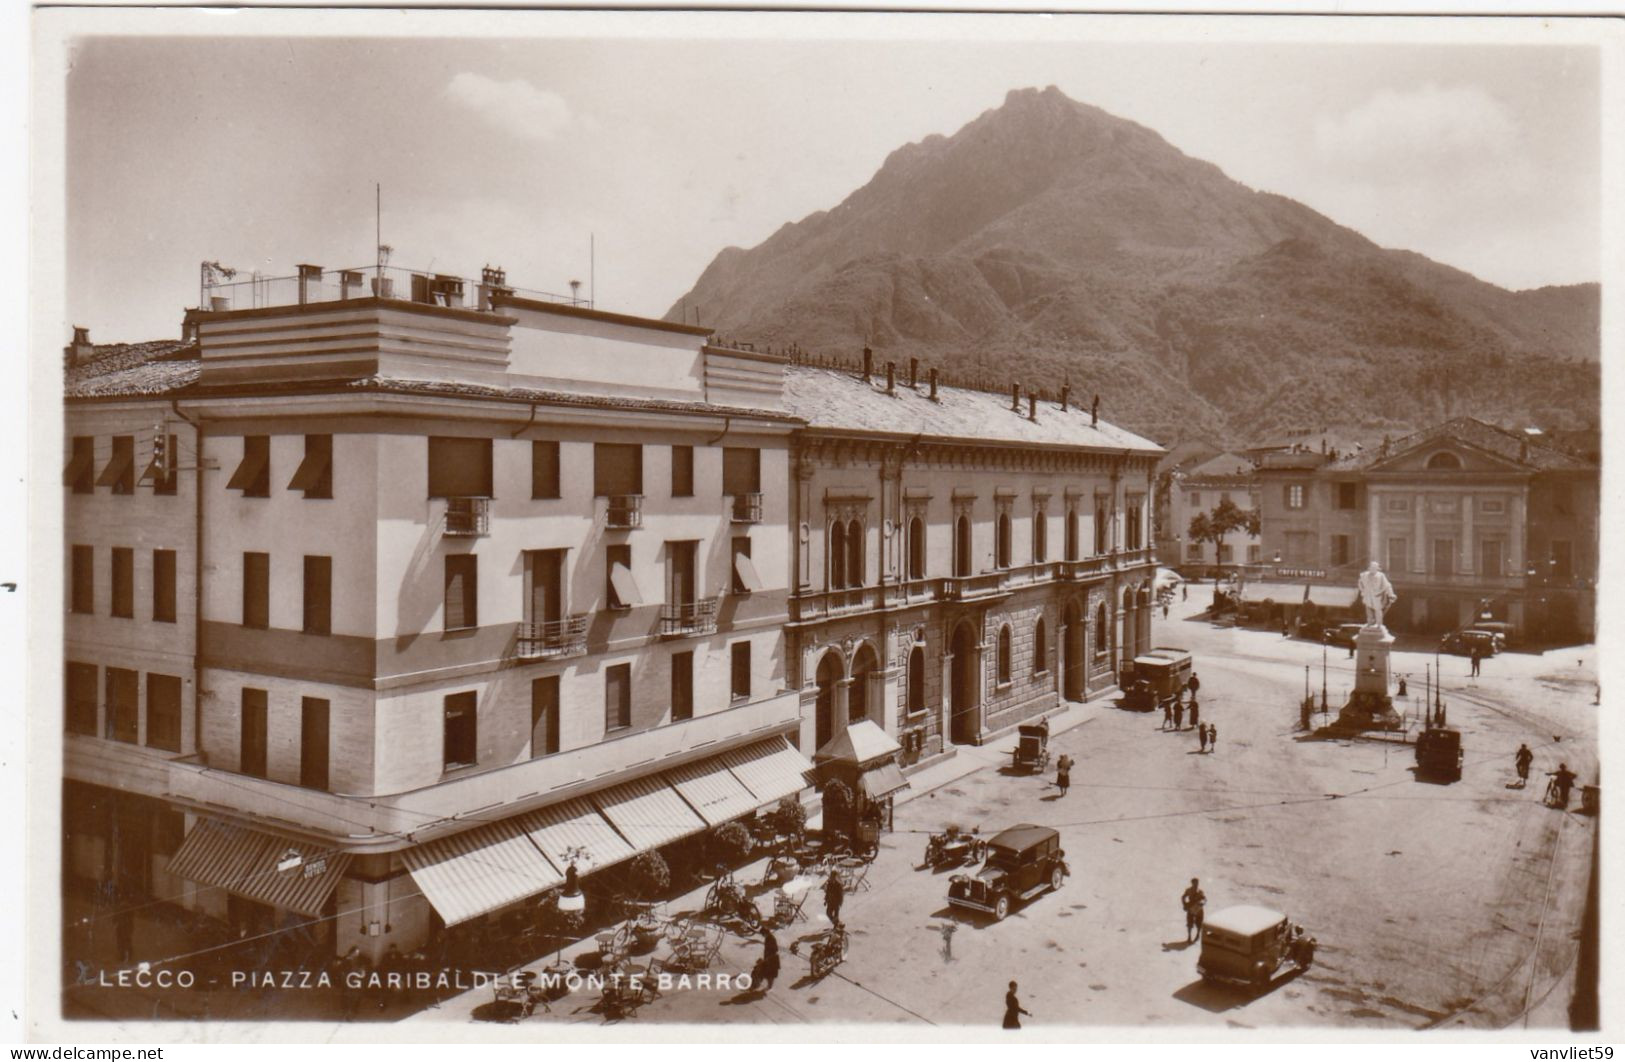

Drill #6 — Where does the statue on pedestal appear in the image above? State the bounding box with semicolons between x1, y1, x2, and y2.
1356;560;1397;629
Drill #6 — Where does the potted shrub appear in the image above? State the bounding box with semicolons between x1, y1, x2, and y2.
624;851;671;950
709;821;754;871
772;795;808;843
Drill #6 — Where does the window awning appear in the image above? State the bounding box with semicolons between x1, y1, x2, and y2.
733;554;765;593
1236;580;1307;604
592;775;707;853
165;819;351;919
287;449;332;492
402;817;562;928
166;819;275;892
517;797;637;875
95;448;133;487
857;762;910;801
666;758;761;826
718;739;814;804
63;448;93;487
137;456;164;484
609;562;643;608
1304;585;1360;608
226;446;267;491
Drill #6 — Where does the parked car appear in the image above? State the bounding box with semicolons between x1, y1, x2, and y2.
1197;904;1316;990
947;824;1068;921
1322;623;1366;649
1471;621;1518;649
1439;629;1503;656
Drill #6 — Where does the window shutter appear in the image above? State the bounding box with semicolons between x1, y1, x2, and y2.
722;447;760;496
445;555;477;629
531;440;561;499
671;445;694;497
303;555;332;634
243;553;270;628
428;437;494;498
593;443;643;497
289;435;334;496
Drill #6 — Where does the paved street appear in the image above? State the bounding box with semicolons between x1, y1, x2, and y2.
396;591;1596;1032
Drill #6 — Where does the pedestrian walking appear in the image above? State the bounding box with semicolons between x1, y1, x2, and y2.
1182;584;1188;602
1514;743;1534;787
1347;640;1355;659
1547;763;1577;809
1163;601;1171;620
1162;700;1173;730
1397;675;1408;697
1173;700;1184;730
1197;724;1208;753
1055;755;1071;797
1186;673;1200;701
1181;878;1206;942
1003;980;1031;1029
753;927;780;992
824;870;845;924
1188;698;1200;731
1470;647;1482;678
1208;722;1218;753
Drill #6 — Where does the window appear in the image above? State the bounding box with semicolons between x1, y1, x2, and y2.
1218;543;1234;564
1431;497;1458;515
227;436;270;497
1065;507;1079;562
666;540;699;606
146;673;182;752
731;536;763;594
907;517;926;580
1386;496;1410;513
1432;538;1456;576
1479;497;1505;515
427;436;493;498
1126;498;1143;550
1032;509;1047;563
300;697;330;790
110;548;134;618
722;447;760;496
442;691;477;770
606;543;637;609
105;668;139;744
531;440;561;500
828;520;846;589
1480;539;1504;578
670;445;693;498
846;519;864;587
1387;537;1409;574
1095;603;1109;657
66;662;98;736
907;646;926;715
1247;544;1261;563
288;434;334;498
1550;540;1573;579
70;545;94;614
1285;484;1305;510
1426;451;1462;471
524;549;566;626
444;554;478;631
593;443;643;497
66;436;95;494
997;626;1012;684
1186;542;1203;561
240;688;268;777
995;513;1012;569
242;552;269;629
670;651;694;722
531;676;561;756
1188;492;1201;508
605;664;631;731
954;515;973;577
1094;499;1108;554
731;641;752;702
1336;482;1358;510
146;434;180;496
1330;534;1351;567
152;550;176;623
1034;618;1048;674
303;555;332;635
1283;531;1315;565
97;436;135;495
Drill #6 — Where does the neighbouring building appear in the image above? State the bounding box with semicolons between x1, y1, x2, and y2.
1162;452;1261;575
1252;417;1597;643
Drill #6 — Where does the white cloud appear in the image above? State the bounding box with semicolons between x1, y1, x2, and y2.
444;73;578;141
1313;83;1520;183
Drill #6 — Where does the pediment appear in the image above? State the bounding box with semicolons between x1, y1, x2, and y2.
1366;437;1529;475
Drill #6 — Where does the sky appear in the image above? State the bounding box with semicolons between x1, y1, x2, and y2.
55;12;1604;343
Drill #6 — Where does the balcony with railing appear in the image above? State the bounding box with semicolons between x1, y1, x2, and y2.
200;263;586;315
939;571;1010;601
790;585;880;622
1059;556;1112;580
605;494;644;529
659;596;720;638
516;615;589;660
731;492;764;524
444;497;490;537
1118;547;1157;569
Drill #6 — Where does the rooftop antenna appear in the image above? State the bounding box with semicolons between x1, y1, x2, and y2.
376;183;382;282
570;280;582;306
590;233;596;309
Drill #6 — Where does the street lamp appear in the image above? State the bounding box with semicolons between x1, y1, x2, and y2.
1321;630;1330;711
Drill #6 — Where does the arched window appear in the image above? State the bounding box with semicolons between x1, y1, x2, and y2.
1033;510;1047;563
1034;618;1048;674
1096;602;1109;656
1065;507;1078;561
996;513;1012;569
907;645;925;715
846;518;864;587
1426;451;1462;471
954;515;973;577
828;520;846;589
997;626;1013;684
908;517;926;581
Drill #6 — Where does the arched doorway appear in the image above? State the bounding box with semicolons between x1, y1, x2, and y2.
948;620;981;745
814;651;844;750
849;643;879;725
1062;598;1084;701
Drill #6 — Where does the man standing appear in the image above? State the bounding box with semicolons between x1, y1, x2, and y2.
1162;700;1173;731
1182;878;1207;942
1003;980;1031;1029
754;927;780;992
1188;696;1201;732
1470;646;1482;678
1197;724;1208;753
824;870;845;925
1208;722;1218;754
1515;744;1534;788
1187;672;1201;702
1173;698;1184;731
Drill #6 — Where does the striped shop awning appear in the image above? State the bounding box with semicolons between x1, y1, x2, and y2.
166;819;350;918
665;757;761;825
166;818;277;892
719;739;814;805
402;817;563;928
517;797;637;875
592;774;707;853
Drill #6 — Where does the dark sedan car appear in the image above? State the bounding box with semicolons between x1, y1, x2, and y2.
947;824;1068;921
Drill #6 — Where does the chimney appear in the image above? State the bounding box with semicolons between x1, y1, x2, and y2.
886;362;896;394
862;346;873;383
1028;393;1038;421
929;368;940;401
909;357;919;388
1012;383;1022;412
1060;384;1070;411
296;263;323;306
64;326;93;366
1091;394;1100;427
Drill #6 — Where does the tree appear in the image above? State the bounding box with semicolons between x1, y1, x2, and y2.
625;850;671;902
1188;496;1259;567
709;822;754;869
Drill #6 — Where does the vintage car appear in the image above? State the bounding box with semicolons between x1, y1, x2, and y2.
1414;725;1463;782
1119;648;1193;712
1197;904;1316;990
1439;628;1504;657
1009;722;1051;773
1321;623;1366;649
947;824;1068;921
1472;621;1518;649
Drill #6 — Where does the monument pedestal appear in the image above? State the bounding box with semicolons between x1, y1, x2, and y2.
1335;624;1403;732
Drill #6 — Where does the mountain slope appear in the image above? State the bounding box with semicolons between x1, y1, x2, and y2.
668;86;1598;445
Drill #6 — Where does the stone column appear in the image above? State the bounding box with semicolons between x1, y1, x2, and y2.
834;677;853;733
1367;490;1381;565
1461;491;1475;574
1412;494;1427;574
1509;494;1525;573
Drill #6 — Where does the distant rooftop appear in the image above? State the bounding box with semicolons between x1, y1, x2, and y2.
198;262;585;315
1327;416;1595;473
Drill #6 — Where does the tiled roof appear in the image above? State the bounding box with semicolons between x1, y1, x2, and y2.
64;341;200;398
345;375;792;422
783;366;1163;454
1330;416;1594;472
